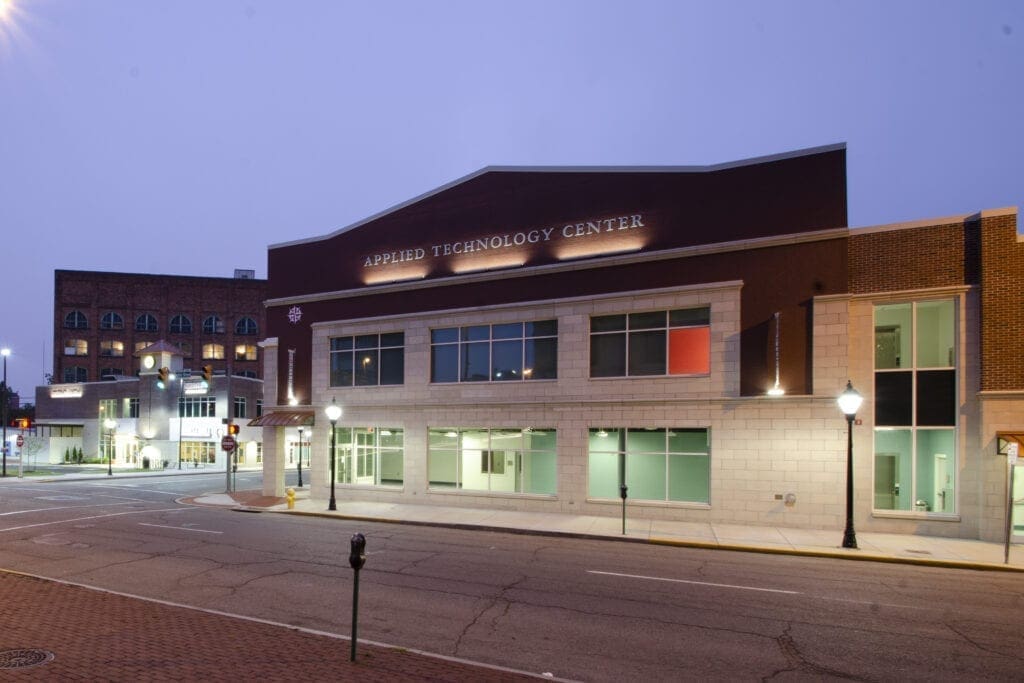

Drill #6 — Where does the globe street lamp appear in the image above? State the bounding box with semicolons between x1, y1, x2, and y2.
837;380;863;549
103;418;117;477
1;348;8;477
324;398;342;511
296;426;304;488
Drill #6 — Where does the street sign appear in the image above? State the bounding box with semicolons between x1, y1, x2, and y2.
16;435;24;448
221;435;236;452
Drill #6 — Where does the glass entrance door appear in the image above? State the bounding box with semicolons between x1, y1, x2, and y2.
1012;462;1024;543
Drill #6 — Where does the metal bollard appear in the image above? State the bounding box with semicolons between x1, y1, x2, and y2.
286;487;295;510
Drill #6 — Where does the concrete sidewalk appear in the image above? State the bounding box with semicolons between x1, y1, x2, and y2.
192;488;1024;573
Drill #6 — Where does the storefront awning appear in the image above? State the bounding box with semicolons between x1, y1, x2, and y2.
248;410;315;427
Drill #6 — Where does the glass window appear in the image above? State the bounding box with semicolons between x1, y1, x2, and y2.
235;317;258;335
100;312;124;330
135;313;158;332
170;315;192;334
330;333;404;387
430;321;557;383
98;398;118;419
234;344;257;361
202;316;224;334
588;427;709;503
427;428;556;494
590;308;710;378
329;427;403;487
64;310;88;329
134;341;153;353
233;396;246;419
100;367;123;378
177;341;193;358
125;398;140;418
202;343;225;360
179;396;216;417
873;300;957;514
99;340;124;357
64;339;88;356
63;366;87;382
256;399;263;417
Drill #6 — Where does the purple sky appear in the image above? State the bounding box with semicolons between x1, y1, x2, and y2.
0;1;1021;398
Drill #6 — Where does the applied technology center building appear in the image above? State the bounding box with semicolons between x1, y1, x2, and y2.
257;144;1024;544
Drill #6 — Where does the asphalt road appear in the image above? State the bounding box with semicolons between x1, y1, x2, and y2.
1;472;1022;681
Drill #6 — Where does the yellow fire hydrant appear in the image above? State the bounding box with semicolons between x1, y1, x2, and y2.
286;487;296;510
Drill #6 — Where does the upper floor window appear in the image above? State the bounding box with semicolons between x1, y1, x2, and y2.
100;340;125;357
135;314;158;332
64;339;88;356
63;366;87;383
64;310;88;329
235;370;257;379
235;317;258;335
202;316;225;334
431;321;557;383
235;344;258;361
330;333;404;387
590;308;710;378
202;343;225;360
100;367;123;378
256;399;263;417
233;396;247;419
100;312;124;330
176;341;193;358
179;396;216;418
98;398;118;419
125;397;140;418
169;315;192;334
134;341;153;353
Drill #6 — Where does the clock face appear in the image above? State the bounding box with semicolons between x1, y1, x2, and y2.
142;355;155;369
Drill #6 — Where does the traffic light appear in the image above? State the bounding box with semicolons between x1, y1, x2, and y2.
227;423;240;436
157;367;170;389
16;418;30;429
202;364;213;386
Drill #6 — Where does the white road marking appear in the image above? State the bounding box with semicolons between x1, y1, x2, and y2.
0;502;138;516
588;570;801;594
87;485;198;495
0;507;192;532
138;523;222;534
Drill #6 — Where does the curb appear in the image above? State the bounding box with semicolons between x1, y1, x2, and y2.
244;507;1024;574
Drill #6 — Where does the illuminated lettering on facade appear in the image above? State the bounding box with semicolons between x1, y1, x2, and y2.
362;213;645;268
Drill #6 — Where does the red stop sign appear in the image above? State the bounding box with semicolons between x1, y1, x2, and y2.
221;435;236;451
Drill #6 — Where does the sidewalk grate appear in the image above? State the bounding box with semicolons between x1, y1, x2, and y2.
0;649;55;669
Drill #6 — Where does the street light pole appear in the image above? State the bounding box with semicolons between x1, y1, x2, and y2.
837;380;863;549
297;426;304;488
103;418;117;476
1;348;9;478
325;398;342;511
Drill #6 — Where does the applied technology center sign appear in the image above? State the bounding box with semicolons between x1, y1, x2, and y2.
362;213;647;269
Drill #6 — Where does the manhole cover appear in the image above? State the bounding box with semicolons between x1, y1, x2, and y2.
0;649;55;669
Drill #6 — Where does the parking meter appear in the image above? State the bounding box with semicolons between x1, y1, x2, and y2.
349;533;366;570
619;484;628;499
619;484;628;535
348;532;366;661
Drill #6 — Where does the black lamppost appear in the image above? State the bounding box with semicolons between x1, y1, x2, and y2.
296;426;304;488
837;380;864;549
325;398;342;511
103;418;117;476
1;348;8;477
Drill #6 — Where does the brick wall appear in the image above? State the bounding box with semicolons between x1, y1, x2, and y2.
979;212;1024;391
849;220;974;294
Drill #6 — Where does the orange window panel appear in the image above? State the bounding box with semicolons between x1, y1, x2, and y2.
668;327;710;375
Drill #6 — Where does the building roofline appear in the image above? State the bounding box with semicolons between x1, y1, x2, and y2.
268;143;848;251
54;269;266;283
851;206;1018;235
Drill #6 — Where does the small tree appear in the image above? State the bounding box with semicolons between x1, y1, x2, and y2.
65;447;71;463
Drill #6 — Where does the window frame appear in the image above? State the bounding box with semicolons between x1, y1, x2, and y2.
169;314;193;334
135;313;158;332
202;315;225;334
100;312;124;330
64;310;88;330
235;317;258;335
329;332;405;387
589;308;711;379
430;320;558;384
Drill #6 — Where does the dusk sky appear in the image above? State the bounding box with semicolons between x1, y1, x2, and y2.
0;1;1021;398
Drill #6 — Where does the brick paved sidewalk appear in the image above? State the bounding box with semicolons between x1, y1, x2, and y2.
0;571;539;681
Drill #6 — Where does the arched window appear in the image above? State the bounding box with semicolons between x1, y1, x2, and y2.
234;344;258;361
135;314;158;332
100;312;124;330
64;339;88;356
235;317;258;335
64;366;88;383
202;315;224;334
202;343;225;360
169;315;192;334
64;311;88;329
